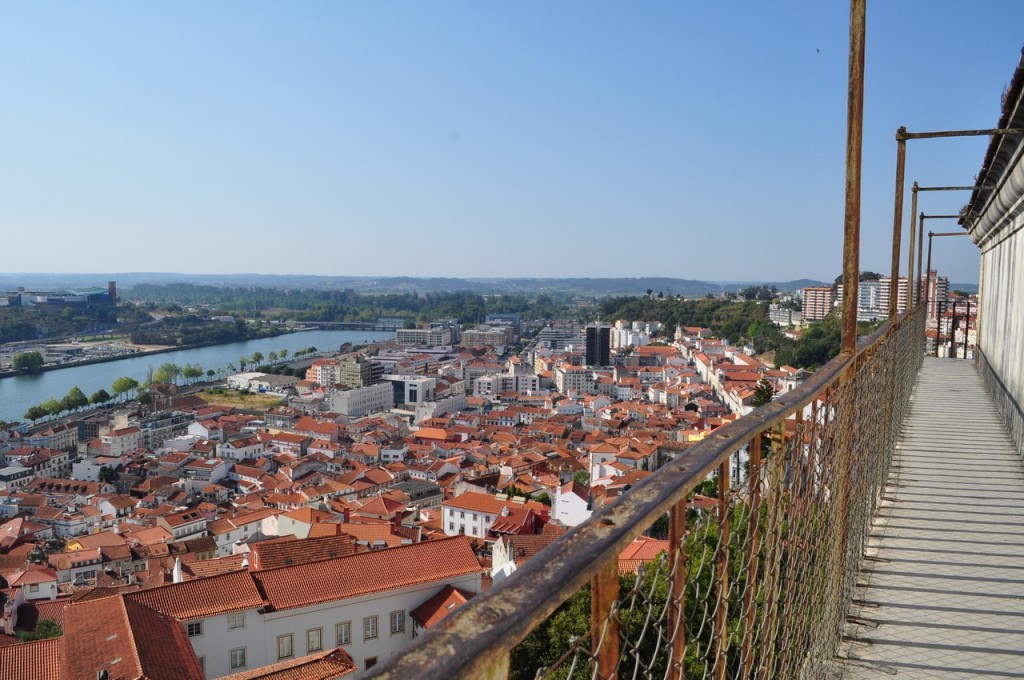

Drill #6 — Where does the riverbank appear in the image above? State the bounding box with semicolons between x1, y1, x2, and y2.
0;329;300;381
0;328;396;424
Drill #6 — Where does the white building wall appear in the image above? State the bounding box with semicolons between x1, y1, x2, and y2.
191;573;481;679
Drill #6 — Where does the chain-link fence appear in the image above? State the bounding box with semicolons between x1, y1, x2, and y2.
369;306;927;680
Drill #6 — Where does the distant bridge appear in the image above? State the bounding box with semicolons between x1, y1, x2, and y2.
291;321;397;332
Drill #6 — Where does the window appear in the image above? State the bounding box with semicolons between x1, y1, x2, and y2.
277;634;293;660
336;621;351;646
229;648;246;670
307;627;322;652
363;615;378;640
29;584;39;593
448;522;454;531
228;612;245;629
186;621;203;637
460;511;465;518
390;610;405;635
365;657;378;669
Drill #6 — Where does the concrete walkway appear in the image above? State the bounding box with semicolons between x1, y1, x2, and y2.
838;357;1024;679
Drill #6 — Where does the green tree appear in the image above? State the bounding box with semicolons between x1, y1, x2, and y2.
24;405;47;422
751;378;775;407
279;349;288;361
251;351;264;366
153;362;181;385
182;363;204;384
12;351;44;372
206;369;216;379
40;398;63;418
268;351;278;364
98;465;117;483
18;618;62;642
89;388;112;405
61;386;89;413
239;355;249;371
111;376;139;401
572;469;591;486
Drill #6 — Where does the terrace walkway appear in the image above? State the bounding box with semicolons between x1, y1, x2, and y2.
837;357;1024;678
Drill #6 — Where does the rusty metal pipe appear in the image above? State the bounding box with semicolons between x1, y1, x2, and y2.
889;132;907;320
901;127;1024;140
841;0;867;355
907;184;919;308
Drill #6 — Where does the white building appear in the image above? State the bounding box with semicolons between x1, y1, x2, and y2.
329;383;395;418
125;536;482;678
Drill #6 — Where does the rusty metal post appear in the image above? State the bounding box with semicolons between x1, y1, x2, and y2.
906;183;919;308
740;435;762;677
667;501;688;680
925;231;933;352
713;461;731;680
964;299;971;359
916;212;925;305
889;129;907;319
757;424;786;678
841;0;867;355
591;559;620;680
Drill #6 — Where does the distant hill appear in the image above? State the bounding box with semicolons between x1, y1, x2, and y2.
949;283;979;294
0;273;828;298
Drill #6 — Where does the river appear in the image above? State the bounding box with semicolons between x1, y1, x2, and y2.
0;329;394;424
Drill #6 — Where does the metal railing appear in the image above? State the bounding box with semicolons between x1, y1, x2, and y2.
369;304;927;680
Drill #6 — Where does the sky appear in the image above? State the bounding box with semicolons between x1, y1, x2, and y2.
2;2;1021;284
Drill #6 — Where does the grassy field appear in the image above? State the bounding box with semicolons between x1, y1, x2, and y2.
196;389;285;410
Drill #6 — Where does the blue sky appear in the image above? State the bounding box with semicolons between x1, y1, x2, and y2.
2;2;1021;284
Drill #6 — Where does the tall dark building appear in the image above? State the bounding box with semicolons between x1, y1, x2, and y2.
585;323;610;367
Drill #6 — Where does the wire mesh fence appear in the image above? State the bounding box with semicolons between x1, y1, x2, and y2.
517;307;926;680
369;306;927;680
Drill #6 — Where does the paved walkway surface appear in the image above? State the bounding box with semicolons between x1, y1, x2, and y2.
838;357;1024;679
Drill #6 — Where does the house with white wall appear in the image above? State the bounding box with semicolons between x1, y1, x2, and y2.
123;535;482;678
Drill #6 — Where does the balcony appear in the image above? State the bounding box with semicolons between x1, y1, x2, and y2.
366;8;1024;679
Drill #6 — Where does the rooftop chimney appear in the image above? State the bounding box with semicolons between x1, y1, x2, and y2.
172;557;182;584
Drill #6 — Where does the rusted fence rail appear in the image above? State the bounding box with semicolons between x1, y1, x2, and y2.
369;305;926;680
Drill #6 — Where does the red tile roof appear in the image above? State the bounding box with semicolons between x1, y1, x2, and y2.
220;647;355;680
409;584;474;629
250;534;356;571
254;536;481;612
0;637;61;680
61;593;205;680
125;569;266;620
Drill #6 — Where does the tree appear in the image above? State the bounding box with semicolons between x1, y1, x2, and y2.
24;405;47;423
751;378;775;407
153;362;182;385
98;465;117;483
90;389;112;405
268;351;278;364
239;356;249;371
61;386;89;413
251;351;264;367
279;349;288;361
206;369;216;379
18;618;62;642
111;376;139;401
572;469;591;486
12;351;44;372
40;398;63;418
182;363;203;384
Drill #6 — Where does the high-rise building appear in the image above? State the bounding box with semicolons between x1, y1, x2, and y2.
923;270;949;326
802;287;835;322
585;323;611;367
